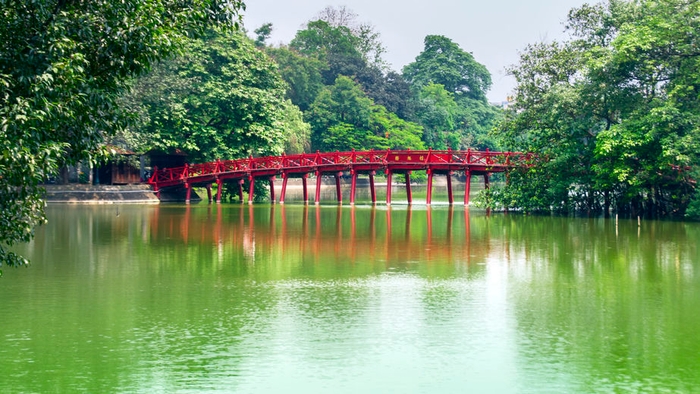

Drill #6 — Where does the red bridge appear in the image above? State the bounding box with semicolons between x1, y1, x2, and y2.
147;149;532;205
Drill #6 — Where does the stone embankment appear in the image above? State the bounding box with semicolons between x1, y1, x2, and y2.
43;184;160;204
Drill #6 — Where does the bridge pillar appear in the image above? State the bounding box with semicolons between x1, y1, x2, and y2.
484;173;490;190
335;172;342;204
464;170;472;206
405;171;412;205
315;171;322;205
206;184;212;203
237;179;245;203
248;176;255;205
369;171;376;204
185;183;191;204
386;170;393;205
426;169;434;205
349;170;357;205
447;171;454;205
280;174;288;204
216;179;222;203
268;176;276;204
302;174;309;204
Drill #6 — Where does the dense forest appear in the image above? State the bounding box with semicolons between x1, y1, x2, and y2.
1;0;699;268
115;6;502;161
492;0;699;219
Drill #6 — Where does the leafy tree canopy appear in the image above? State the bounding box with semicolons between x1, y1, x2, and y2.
403;35;492;101
307;76;423;152
495;0;699;217
0;0;243;268
125;31;308;163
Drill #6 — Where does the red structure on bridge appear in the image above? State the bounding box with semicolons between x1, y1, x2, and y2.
147;149;532;205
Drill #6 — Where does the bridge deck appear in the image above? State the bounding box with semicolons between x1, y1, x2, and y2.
147;149;532;205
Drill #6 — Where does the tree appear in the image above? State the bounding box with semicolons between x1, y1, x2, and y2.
254;23;273;48
416;83;460;149
494;0;700;217
306;76;423;152
290;19;365;86
314;5;387;70
0;0;243;269
403;35;492;101
266;46;326;111
126;31;308;162
402;35;502;150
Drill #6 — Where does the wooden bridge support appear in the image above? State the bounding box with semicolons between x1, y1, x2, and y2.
248;176;255;205
185;183;191;204
405;171;413;205
268;176;276;204
315;171;322;205
369;171;376;204
426;170;433;205
464;170;472;206
446;172;453;204
206;184;212;204
350;170;358;205
386;170;393;205
302;174;309;204
280;174;288;204
335;172;342;204
237;179;245;203
216;179;223;204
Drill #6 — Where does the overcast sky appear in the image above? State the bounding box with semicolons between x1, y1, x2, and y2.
241;0;591;102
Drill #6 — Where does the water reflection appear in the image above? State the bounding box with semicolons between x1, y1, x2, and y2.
142;204;496;276
2;205;700;392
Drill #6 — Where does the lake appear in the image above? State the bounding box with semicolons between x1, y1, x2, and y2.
2;202;699;393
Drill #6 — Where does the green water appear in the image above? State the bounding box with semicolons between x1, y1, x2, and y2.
2;204;699;393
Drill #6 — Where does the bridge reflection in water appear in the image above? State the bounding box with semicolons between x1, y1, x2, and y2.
149;205;499;271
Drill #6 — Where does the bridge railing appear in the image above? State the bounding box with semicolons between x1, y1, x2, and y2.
147;149;534;189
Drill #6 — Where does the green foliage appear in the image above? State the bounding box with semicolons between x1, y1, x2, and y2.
0;0;242;267
404;35;502;150
403;35;492;101
494;0;700;217
126;31;307;162
416;83;501;150
280;99;312;154
254;23;273;48
290;20;365;86
307;76;423;152
267;47;326;112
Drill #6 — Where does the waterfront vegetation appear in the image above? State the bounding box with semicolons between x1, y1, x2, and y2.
1;0;699;268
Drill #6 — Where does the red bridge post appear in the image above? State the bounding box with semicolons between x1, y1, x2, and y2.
349;170;357;205
447;172;454;204
464;170;472;206
385;170;393;205
280;173;288;204
405;171;413;205
268;176;276;204
369;171;376;204
315;171;322;205
237;179;244;203
302;174;309;204
426;169;433;205
248;175;255;205
335;172;342;204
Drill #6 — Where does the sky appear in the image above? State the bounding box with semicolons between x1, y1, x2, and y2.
241;0;591;102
